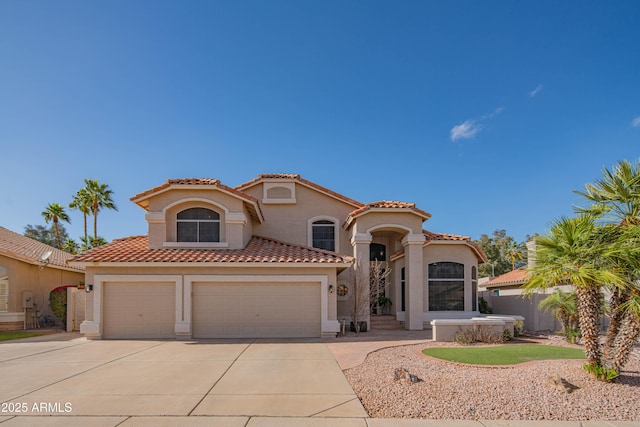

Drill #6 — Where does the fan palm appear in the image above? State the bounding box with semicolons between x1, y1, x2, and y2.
69;187;92;243
41;203;71;249
575;159;640;373
525;216;626;367
538;289;579;341
83;179;117;246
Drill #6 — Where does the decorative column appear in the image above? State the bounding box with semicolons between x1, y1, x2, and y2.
402;233;426;330
351;232;372;331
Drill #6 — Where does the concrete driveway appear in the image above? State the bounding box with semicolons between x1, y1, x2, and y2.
0;333;366;419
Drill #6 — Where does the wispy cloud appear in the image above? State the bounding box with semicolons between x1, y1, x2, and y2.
450;120;482;141
529;84;543;97
450;107;504;142
632;116;640;127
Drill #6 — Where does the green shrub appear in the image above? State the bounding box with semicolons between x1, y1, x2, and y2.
453;325;504;345
49;287;68;328
478;297;492;314
513;319;524;336
584;363;618;382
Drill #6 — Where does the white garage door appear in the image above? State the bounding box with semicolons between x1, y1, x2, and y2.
103;283;175;339
192;283;320;338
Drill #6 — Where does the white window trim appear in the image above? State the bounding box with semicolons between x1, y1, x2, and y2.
307;216;339;252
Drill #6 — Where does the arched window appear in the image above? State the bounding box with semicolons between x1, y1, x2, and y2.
0;266;8;312
177;208;220;242
428;262;464;311
312;220;335;251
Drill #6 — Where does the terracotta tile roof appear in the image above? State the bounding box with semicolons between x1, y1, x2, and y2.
345;201;432;227
423;230;471;241
130;178;263;222
235;174;364;208
69;235;352;265
484;269;528;287
389;229;488;263
0;226;83;272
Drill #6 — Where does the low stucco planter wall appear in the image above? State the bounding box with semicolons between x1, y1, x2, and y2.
430;318;511;342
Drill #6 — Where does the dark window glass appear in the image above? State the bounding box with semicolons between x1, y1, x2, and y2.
312;220;335;251
428;262;464;311
370;243;386;261
400;267;406;312
471;266;477;311
177;208;220;242
177;208;220;220
429;262;465;279
428;280;465;311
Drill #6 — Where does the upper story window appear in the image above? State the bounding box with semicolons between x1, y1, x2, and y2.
312;220;335;251
0;266;8;312
177;208;220;242
428;262;464;311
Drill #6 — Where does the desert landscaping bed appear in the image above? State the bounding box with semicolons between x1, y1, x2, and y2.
344;338;640;420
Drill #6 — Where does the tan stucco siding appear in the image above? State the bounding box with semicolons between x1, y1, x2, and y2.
143;188;249;249
243;183;356;254
83;265;339;324
0;254;84;328
351;212;425;236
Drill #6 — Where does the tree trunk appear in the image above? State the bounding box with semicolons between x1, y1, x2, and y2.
53;218;61;249
603;289;627;360
608;311;640;374
83;212;88;242
576;286;602;367
93;202;98;246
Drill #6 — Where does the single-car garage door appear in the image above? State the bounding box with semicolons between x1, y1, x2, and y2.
103;282;175;339
192;283;320;338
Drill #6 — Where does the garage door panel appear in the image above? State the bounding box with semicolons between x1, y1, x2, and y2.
103;283;175;339
193;283;320;338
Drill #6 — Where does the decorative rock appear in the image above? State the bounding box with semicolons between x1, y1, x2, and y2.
394;367;421;384
545;375;578;393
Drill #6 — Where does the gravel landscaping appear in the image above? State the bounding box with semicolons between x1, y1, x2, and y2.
344;338;640;420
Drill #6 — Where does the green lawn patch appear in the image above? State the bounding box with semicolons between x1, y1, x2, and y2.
0;331;47;342
422;344;585;365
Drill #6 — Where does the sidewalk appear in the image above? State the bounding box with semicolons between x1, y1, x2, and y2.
0;416;635;426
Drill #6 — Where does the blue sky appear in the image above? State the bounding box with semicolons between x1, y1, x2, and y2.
1;1;638;245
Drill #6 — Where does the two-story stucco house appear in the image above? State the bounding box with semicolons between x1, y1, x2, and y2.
70;174;487;339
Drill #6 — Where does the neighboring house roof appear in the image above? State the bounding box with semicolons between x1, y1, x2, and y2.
130;178;264;223
235;174;364;208
0;226;84;272
483;268;528;288
344;201;432;228
69;235;353;265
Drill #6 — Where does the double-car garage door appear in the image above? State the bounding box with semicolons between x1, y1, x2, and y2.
102;281;321;339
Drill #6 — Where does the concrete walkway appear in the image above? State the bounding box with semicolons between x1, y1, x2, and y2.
0;332;636;426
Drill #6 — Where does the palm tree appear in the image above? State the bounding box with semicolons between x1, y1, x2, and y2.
83;179;117;246
61;238;79;254
525;216;625;369
69;187;92;243
538;289;580;342
575;159;640;372
504;241;525;271
41;203;71;249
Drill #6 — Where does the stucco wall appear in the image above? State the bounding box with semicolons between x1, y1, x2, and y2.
0;254;84;329
83;265;340;324
242;183;357;254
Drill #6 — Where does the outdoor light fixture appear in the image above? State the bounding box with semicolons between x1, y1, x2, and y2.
328;285;335;294
85;284;93;293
